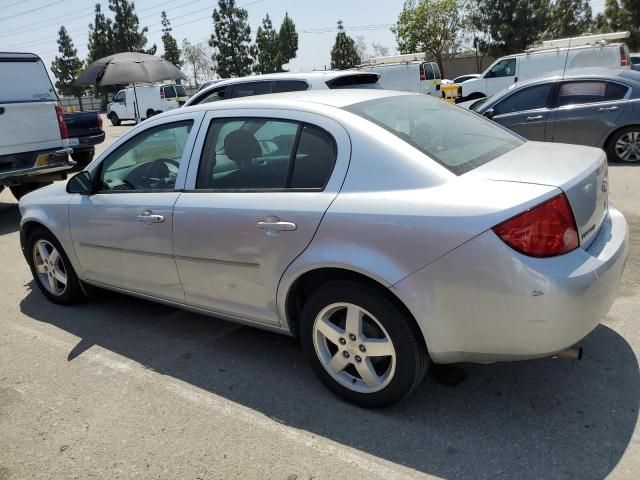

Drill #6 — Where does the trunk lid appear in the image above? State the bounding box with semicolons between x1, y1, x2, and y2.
467;141;608;248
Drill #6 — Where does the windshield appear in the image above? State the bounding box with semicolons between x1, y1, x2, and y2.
345;95;523;175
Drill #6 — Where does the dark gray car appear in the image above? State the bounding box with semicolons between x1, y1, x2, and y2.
465;69;640;162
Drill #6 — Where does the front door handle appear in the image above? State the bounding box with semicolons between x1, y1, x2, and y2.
526;115;544;121
257;217;297;236
137;210;165;224
598;106;619;112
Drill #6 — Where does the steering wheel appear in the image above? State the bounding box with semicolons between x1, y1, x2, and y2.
126;158;181;189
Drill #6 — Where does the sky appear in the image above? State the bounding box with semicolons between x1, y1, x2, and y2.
1;0;608;83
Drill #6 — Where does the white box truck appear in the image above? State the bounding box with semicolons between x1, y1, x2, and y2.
106;83;188;125
359;53;442;96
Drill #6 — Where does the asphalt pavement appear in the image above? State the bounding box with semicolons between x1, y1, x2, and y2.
0;119;638;479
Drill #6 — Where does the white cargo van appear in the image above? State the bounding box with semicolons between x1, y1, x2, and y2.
359;53;442;96
107;83;188;125
459;31;632;101
0;52;73;199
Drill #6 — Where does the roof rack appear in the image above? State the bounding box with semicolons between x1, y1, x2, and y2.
361;52;426;66
527;31;630;52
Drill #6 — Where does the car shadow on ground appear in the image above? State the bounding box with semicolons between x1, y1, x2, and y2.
19;285;639;480
0;202;20;236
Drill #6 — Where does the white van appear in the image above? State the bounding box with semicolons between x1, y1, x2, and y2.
459;31;632;101
359;53;442;96
0;52;73;199
107;83;188;125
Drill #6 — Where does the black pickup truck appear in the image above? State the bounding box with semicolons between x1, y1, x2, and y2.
63;111;105;167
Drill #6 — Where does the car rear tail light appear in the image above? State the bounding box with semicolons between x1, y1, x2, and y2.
419;68;426;81
160;88;165;99
492;193;578;257
55;104;68;139
98;113;103;130
621;46;629;67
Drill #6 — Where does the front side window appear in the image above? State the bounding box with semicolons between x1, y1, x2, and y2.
114;91;125;103
196;118;337;190
493;83;553;115
99;121;193;191
486;58;516;78
558;81;628;106
345;95;523;175
231;81;271;98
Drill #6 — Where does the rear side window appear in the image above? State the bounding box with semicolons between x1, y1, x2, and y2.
290;125;336;188
559;81;628;106
494;83;553;114
345;95;523;175
0;57;56;102
231;81;271;98
163;86;177;98
272;80;309;93
326;74;380;89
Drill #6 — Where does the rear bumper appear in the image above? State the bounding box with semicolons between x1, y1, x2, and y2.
70;132;105;151
0;148;74;183
393;203;629;364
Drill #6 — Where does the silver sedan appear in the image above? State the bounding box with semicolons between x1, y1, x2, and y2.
19;90;628;407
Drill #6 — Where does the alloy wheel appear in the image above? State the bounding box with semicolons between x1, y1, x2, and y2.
615;131;640;162
32;239;67;296
312;302;396;394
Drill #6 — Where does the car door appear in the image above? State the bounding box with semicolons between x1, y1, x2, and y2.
483;58;517;96
68;111;203;301
489;82;555;141
173;109;350;325
550;80;629;147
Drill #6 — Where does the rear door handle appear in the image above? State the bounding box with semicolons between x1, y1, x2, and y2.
526;115;544;121
598;106;619;112
257;217;297;236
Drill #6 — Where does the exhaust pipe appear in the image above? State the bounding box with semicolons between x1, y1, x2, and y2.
552;346;583;360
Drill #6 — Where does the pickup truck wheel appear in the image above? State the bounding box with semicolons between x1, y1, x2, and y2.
10;182;51;201
71;149;95;166
146;109;156;119
109;112;121;126
27;227;84;305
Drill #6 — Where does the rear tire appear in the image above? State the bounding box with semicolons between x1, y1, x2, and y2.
605;126;640;163
109;112;121;126
300;281;428;408
10;182;51;200
71;149;95;167
146;109;156;119
26;227;84;305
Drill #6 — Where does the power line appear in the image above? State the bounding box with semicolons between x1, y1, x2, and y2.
0;0;64;21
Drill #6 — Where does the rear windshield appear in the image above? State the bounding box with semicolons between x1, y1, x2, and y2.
326;74;380;89
163;86;177;98
345;95;523;175
0;57;56;103
175;85;186;96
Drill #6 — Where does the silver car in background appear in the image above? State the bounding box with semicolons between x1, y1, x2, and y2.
464;69;640;162
19;90;628;407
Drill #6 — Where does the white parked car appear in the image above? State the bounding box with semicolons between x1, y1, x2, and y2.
0;52;73;200
19;90;628;407
184;71;380;106
107;83;188;125
459;32;632;100
358;53;442;97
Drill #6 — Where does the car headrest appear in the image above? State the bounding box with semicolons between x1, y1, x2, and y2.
224;130;261;167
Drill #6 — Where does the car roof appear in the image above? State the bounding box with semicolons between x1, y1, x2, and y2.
178;88;410;115
0;52;42;61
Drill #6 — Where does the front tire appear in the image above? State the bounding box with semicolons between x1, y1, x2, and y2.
109;112;121;126
26;227;84;305
606;126;640;163
300;281;428;408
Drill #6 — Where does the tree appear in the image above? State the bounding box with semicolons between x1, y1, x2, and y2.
595;0;639;50
209;0;253;78
330;20;361;69
109;0;156;54
161;11;181;67
393;0;465;76
51;26;85;110
545;0;592;39
278;12;299;68
87;3;114;63
354;35;368;62
469;0;550;57
182;39;215;88
253;13;280;74
371;42;389;58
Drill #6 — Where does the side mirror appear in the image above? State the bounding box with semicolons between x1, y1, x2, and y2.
66;171;93;195
483;108;495;119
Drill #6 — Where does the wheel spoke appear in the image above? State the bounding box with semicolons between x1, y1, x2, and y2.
47;274;57;292
362;337;394;357
53;267;67;285
37;242;49;262
49;249;59;266
316;317;344;345
355;358;381;388
327;353;348;374
345;305;363;336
